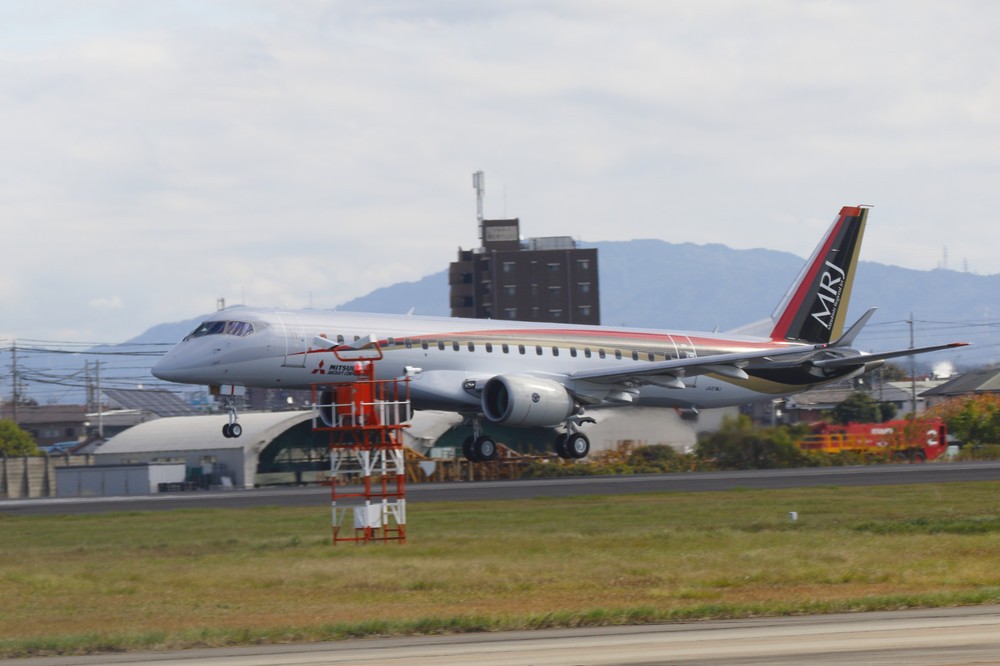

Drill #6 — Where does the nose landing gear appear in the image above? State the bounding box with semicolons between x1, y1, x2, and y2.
222;404;242;438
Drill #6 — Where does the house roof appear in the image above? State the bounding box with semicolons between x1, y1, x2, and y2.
922;368;1000;397
1;404;86;425
103;389;199;417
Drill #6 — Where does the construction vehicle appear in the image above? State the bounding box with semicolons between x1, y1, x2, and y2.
797;417;948;462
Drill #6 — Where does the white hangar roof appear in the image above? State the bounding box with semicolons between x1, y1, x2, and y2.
97;411;314;456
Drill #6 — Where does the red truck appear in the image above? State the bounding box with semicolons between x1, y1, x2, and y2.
797;417;948;462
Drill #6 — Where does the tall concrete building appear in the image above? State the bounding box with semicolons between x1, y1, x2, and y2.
449;218;600;324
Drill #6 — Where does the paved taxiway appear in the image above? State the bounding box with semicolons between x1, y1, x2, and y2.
3;460;1000;516
14;605;1000;665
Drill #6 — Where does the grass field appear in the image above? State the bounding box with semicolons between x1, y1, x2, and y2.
2;482;1000;657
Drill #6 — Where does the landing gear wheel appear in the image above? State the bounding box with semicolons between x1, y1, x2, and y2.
565;433;590;459
222;424;233;438
472;435;498;462
554;433;571;459
462;436;476;461
229;423;242;438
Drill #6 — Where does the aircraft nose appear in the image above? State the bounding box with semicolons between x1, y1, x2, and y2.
151;353;181;382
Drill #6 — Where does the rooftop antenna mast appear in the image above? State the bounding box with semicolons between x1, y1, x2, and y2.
472;170;485;240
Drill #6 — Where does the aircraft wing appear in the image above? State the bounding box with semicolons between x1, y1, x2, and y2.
809;342;969;369
568;341;969;387
569;344;822;386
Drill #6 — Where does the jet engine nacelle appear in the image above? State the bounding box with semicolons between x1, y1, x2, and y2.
481;374;575;427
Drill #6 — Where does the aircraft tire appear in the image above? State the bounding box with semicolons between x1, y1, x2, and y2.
462;436;477;461
230;423;243;438
565;433;590;459
473;435;498;461
554;433;571;458
222;424;232;438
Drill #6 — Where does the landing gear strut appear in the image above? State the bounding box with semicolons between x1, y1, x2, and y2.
460;416;498;462
221;403;242;438
555;413;596;459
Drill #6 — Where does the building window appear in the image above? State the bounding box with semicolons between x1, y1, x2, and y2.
548;285;561;296
549;309;563;319
502;261;515;273
577;259;590;270
505;308;517;319
504;284;516;296
547;263;560;272
579;306;591;317
578;282;591;294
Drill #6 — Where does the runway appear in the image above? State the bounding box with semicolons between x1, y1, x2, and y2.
3;460;1000;516
13;605;1000;665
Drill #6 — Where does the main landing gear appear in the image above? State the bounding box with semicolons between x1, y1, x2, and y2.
460;414;596;462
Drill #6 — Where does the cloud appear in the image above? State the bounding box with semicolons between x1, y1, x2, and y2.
2;1;1000;342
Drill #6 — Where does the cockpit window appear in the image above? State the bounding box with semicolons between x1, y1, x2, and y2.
185;320;256;341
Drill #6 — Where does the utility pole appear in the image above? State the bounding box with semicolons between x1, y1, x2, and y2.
909;314;917;416
11;339;18;424
96;360;103;439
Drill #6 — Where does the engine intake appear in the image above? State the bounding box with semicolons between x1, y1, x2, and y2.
481;375;575;427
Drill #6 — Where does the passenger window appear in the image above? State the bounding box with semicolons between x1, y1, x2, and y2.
570;347;577;357
552;347;559;357
502;344;509;354
536;345;543;355
405;339;413;349
584;348;592;358
615;350;622;360
438;341;445;351
337;335;345;344
599;349;606;359
518;345;526;354
421;340;429;350
647;352;655;361
631;351;639;361
485;343;493;353
453;341;460;351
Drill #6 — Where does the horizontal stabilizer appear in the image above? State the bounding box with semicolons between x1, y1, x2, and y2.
831;308;877;348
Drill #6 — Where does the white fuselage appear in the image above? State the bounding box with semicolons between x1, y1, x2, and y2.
152;306;822;412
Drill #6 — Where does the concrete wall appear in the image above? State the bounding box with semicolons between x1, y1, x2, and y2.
0;454;95;499
56;463;186;497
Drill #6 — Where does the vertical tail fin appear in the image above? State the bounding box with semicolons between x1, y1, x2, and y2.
769;205;868;344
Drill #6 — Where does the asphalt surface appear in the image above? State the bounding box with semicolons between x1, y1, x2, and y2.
3;460;1000;516
12;605;1000;665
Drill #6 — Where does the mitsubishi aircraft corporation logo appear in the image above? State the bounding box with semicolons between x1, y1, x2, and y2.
810;260;847;331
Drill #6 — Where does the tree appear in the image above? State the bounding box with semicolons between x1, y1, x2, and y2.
832;392;894;424
695;415;809;470
927;394;1000;446
0;419;38;455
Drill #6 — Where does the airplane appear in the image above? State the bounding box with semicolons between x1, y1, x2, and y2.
152;205;967;461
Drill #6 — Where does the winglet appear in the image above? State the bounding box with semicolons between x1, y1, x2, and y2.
770;206;869;344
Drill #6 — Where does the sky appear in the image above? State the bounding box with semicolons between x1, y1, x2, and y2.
2;1;999;344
